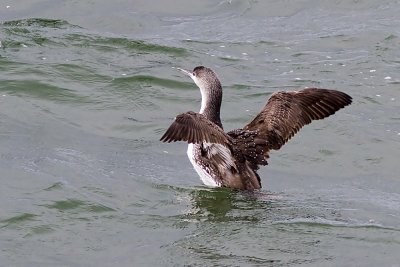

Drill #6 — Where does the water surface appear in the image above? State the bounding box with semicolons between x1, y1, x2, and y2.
0;1;399;266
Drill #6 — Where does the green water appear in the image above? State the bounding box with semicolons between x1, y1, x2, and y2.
1;1;399;266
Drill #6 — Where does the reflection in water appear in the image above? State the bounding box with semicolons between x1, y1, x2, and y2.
185;187;276;223
179;185;359;227
172;187;338;266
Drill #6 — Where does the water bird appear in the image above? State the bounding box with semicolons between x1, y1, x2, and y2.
160;66;352;190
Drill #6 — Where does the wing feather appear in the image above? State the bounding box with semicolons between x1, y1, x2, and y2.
228;88;352;168
245;88;352;150
160;111;230;145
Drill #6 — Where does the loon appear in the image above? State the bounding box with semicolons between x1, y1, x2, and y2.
160;66;352;190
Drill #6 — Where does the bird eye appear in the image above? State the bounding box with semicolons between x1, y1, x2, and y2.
192;72;196;76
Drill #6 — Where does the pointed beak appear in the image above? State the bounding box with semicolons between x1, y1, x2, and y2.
177;68;193;78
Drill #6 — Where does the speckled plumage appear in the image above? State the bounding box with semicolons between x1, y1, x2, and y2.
160;66;352;190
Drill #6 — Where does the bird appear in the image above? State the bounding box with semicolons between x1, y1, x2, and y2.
160;66;352;190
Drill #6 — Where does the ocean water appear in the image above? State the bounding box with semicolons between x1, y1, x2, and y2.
0;1;399;266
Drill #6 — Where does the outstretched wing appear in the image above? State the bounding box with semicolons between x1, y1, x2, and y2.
229;88;352;167
160;111;238;181
160;111;230;145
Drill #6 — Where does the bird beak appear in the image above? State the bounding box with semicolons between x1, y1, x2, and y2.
177;68;193;78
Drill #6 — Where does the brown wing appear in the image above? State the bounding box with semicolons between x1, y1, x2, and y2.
245;88;352;149
229;88;352;167
160;111;230;144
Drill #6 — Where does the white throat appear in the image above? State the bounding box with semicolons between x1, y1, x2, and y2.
191;75;208;114
199;88;208;114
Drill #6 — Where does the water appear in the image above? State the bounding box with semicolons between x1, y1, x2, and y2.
1;0;399;266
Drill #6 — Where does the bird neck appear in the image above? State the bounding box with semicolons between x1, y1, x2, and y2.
199;84;223;129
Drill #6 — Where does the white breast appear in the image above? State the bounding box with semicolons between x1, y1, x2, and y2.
187;144;220;187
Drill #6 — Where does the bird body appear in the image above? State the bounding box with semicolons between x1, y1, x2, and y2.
160;66;352;190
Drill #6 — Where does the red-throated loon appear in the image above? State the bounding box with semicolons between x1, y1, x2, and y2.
160;66;352;190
